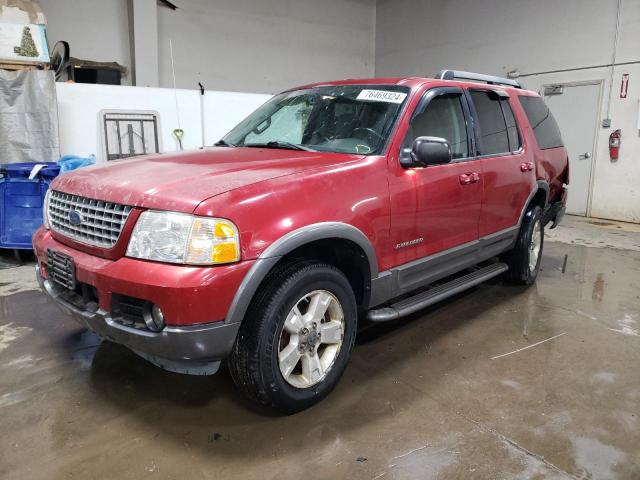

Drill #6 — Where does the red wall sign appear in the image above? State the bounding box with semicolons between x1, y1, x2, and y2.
620;74;629;98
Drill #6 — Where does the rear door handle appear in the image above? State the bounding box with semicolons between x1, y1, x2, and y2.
520;162;534;172
459;173;471;185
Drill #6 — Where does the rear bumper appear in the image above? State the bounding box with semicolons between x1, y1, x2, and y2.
544;187;567;229
544;201;565;228
37;267;240;374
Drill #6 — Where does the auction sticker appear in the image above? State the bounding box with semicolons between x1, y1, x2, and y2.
357;89;407;104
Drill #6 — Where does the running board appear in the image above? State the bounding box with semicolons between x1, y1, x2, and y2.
367;262;509;322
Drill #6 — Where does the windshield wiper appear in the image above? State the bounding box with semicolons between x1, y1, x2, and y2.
244;141;316;152
214;139;235;147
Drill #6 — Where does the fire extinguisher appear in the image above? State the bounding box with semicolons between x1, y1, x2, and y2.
609;129;621;160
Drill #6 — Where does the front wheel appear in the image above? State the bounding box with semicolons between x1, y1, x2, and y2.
503;205;544;285
229;261;357;413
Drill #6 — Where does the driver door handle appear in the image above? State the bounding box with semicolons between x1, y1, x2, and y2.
520;162;534;172
459;172;481;185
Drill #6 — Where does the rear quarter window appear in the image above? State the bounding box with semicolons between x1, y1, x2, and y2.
518;96;564;150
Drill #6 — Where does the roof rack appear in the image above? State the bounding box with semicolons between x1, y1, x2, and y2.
434;69;522;88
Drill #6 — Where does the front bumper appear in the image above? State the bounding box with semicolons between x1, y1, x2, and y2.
33;228;253;375
33;228;253;326
37;268;240;374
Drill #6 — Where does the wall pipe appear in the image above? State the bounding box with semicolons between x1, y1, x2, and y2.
604;0;624;125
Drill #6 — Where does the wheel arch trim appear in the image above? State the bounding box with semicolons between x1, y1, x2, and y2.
225;222;378;325
535;180;550;205
517;181;549;228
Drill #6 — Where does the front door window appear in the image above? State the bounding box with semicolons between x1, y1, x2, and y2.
402;93;469;160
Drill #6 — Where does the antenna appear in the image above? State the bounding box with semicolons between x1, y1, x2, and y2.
169;39;183;149
198;82;206;148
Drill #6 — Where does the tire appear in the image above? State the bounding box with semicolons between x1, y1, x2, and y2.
229;261;357;414
503;205;544;285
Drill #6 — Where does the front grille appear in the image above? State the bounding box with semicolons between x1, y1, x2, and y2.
48;190;133;248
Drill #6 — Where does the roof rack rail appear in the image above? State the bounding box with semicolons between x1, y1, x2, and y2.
434;69;522;88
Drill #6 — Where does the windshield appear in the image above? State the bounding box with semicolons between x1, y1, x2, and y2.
221;85;410;155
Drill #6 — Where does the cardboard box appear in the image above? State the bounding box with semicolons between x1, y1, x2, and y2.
0;0;47;25
0;1;48;64
0;22;49;63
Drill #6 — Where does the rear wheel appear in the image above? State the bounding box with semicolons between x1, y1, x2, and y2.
229;261;357;413
503;205;544;285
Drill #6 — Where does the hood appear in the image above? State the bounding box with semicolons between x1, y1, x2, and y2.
52;147;363;213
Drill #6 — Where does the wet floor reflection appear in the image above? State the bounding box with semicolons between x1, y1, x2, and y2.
1;242;639;479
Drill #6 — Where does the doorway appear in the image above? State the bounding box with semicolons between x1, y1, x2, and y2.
543;81;602;216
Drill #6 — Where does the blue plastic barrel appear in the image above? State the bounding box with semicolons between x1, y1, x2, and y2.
0;162;60;250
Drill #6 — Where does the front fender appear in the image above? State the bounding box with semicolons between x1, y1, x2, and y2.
224;222;378;325
194;156;390;326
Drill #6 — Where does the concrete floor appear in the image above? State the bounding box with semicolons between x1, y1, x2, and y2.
1;215;639;479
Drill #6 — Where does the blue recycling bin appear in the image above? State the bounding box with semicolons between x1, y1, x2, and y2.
0;162;60;250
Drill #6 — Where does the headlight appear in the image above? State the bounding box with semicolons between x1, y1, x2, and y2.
126;211;240;265
43;189;52;229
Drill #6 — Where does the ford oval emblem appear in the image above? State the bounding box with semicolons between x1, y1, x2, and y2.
68;210;83;226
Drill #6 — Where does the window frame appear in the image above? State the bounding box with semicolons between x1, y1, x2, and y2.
400;86;476;165
498;97;522;153
464;88;523;159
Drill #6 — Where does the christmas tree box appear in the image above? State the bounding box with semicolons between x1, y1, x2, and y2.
1;0;48;63
0;22;49;63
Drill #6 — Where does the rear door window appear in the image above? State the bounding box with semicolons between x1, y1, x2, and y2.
469;90;510;155
518;96;564;149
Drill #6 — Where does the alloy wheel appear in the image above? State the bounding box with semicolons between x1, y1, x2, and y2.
529;219;542;272
277;290;345;388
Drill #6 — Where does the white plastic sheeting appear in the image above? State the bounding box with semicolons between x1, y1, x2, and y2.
0;69;59;164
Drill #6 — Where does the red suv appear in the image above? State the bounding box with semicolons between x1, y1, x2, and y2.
34;70;568;412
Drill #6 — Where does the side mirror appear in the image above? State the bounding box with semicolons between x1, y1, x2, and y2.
400;136;452;168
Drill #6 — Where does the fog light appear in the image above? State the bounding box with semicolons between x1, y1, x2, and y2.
143;303;165;332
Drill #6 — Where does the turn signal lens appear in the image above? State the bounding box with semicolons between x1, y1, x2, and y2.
212;242;239;263
185;218;240;265
214;221;236;239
